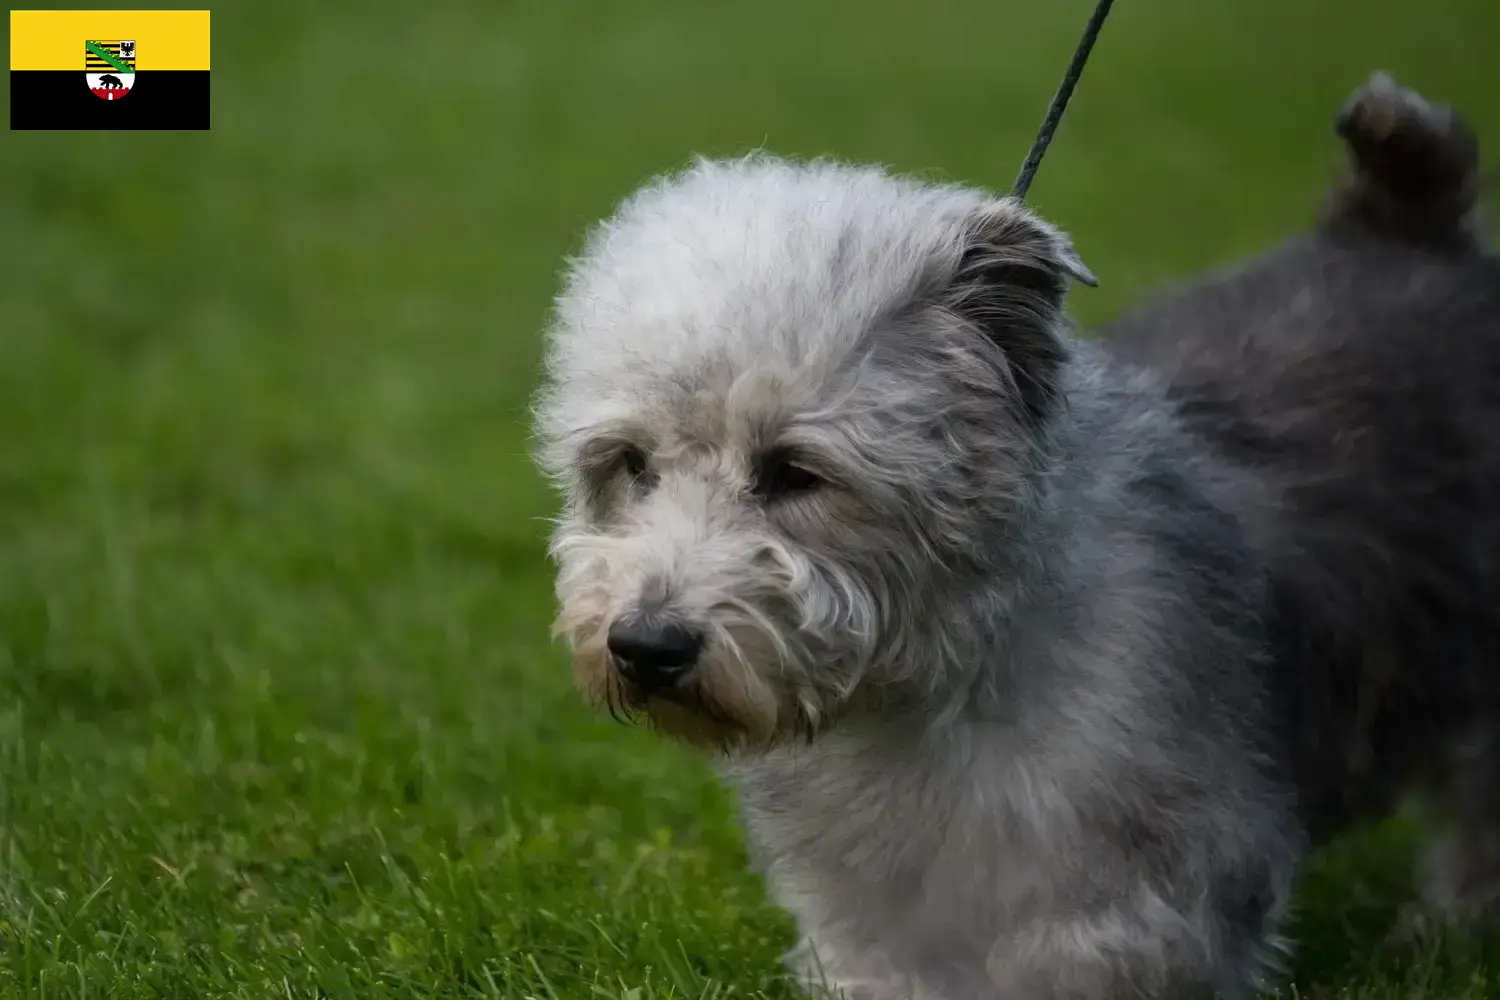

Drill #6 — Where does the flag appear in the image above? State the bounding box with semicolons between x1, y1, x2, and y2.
10;10;210;130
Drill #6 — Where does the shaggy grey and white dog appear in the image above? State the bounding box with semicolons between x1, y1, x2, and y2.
533;73;1500;1000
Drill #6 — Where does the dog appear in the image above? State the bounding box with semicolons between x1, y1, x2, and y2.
533;73;1500;999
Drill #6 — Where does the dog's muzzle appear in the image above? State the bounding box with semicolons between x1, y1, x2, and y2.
606;616;703;693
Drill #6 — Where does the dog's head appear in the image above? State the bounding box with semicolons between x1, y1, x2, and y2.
534;155;1093;752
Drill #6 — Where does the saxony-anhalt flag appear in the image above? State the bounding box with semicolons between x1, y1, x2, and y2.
10;10;210;129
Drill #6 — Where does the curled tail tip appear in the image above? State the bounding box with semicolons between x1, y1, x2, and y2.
1324;71;1482;243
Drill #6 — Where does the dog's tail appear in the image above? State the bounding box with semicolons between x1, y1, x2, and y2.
1320;71;1483;249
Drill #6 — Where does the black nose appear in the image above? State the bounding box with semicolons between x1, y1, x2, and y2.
606;618;702;690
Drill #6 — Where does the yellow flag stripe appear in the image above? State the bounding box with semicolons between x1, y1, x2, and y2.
9;10;210;71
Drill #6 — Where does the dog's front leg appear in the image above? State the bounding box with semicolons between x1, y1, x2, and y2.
781;881;1285;1000
978;876;1290;1000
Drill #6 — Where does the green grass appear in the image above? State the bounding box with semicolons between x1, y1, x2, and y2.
1;0;1499;996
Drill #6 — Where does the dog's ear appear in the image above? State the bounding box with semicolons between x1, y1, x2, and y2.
941;203;1095;427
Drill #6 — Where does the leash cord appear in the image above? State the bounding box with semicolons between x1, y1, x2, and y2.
1010;0;1116;200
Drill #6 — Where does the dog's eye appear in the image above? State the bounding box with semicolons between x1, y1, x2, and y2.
620;445;649;478
754;450;822;500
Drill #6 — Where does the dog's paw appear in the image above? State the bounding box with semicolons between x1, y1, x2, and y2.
1388;895;1500;949
1387;900;1447;946
1334;71;1477;202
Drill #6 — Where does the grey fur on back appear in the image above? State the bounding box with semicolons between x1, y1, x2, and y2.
1102;73;1500;842
533;73;1500;999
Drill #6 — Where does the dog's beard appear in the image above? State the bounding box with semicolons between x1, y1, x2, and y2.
554;585;825;752
550;530;872;752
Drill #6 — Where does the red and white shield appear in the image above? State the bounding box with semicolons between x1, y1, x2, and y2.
85;39;136;101
87;71;135;100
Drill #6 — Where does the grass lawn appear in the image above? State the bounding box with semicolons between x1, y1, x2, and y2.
2;0;1499;996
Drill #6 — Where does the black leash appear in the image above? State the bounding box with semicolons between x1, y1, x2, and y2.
1011;0;1116;201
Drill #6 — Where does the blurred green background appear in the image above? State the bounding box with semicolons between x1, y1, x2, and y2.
1;1;1498;996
